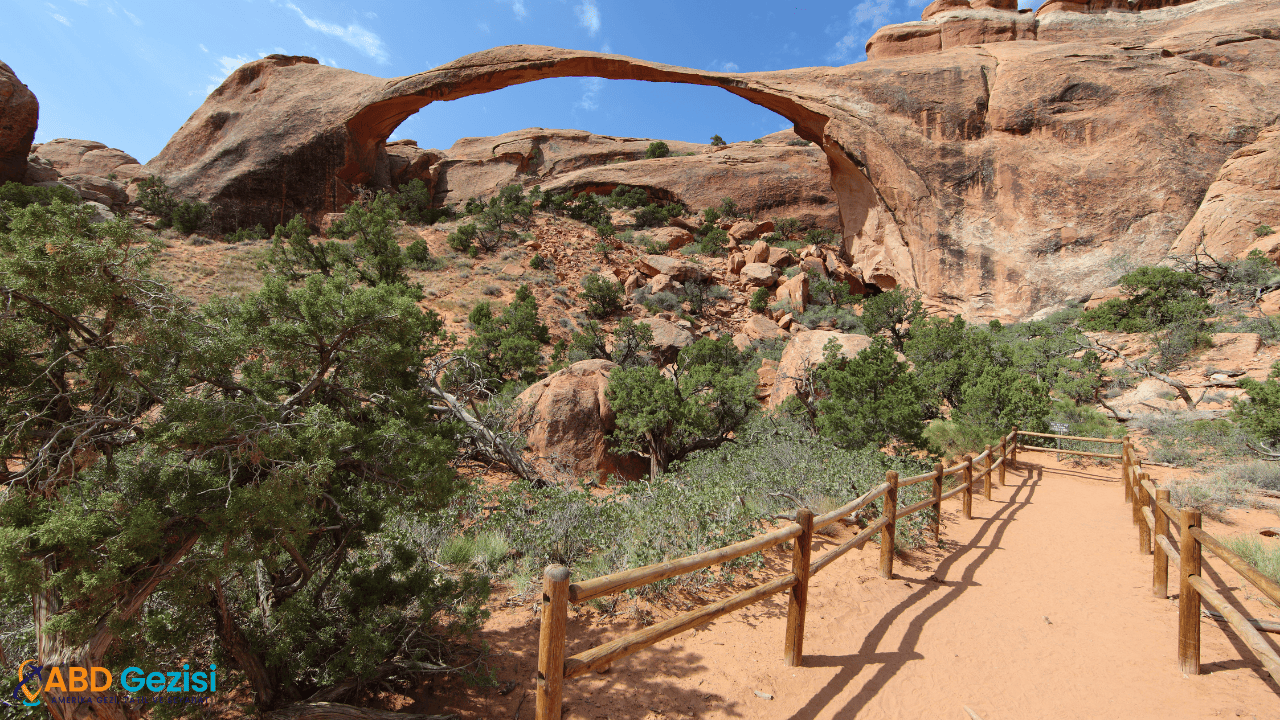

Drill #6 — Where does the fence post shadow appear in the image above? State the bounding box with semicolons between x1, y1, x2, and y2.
783;462;1044;720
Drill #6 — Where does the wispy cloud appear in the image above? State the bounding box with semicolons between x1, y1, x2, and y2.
207;54;252;95
69;0;88;5
51;12;70;25
503;0;527;20
477;21;490;33
285;2;389;63
119;4;141;25
575;0;600;36
576;77;604;111
199;43;209;52
827;0;912;63
719;61;739;72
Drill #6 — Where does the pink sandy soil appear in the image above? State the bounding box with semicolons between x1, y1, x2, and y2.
416;455;1280;720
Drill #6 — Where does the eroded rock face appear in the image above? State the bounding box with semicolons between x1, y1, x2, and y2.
31;138;141;179
0;61;38;184
146;0;1280;320
1172;125;1280;260
515;359;645;483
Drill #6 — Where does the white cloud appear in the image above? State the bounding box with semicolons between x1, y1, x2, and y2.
827;0;905;63
721;61;739;72
199;43;209;52
477;21;490;33
51;12;70;25
285;2;389;63
600;42;612;54
121;6;141;25
69;0;88;5
503;0;527;19
576;77;604;111
575;0;600;36
207;54;252;95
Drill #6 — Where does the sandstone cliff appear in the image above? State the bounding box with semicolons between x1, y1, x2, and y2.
142;0;1280;320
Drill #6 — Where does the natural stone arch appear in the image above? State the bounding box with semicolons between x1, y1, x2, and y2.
146;45;920;291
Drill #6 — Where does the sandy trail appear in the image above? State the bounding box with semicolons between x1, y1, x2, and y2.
425;457;1280;719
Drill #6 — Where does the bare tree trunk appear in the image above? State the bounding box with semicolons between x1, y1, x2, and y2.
33;589;140;720
1085;338;1203;409
210;579;281;709
424;383;545;487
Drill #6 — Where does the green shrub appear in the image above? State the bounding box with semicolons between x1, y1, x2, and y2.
1256;224;1275;237
530;252;547;270
405;238;443;270
1222;536;1280;585
462;284;550;387
862;287;924;351
580;273;625;318
774;217;803;237
225;223;266;243
812;339;929;453
697;228;729;255
137;176;209;233
448;223;478;256
397;179;453;225
804;228;837;246
749;286;771;313
606;184;647;209
752;138;764;144
633;202;683;229
1235;361;1280;453
786;138;812;147
645;141;671;159
710;135;727;147
1079;266;1211;334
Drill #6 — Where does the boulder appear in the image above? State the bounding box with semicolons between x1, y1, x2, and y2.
769;331;874;408
383;139;441;188
0;61;38;183
800;257;828;278
516;359;646;483
775;272;810;313
767;247;794;268
728;221;767;242
743;315;786;342
741;263;780;287
648;226;695;252
647;273;679;295
639;317;695;364
1246;234;1280;266
637;254;706;281
31;138;140;179
24;160;57;183
61;174;128;207
727;252;746;274
745;240;770;264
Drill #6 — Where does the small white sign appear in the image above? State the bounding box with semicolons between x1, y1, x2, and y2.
1049;422;1069;433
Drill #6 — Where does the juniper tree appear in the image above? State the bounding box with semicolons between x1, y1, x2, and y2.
0;201;481;718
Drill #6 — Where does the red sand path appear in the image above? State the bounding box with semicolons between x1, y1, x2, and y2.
424;456;1280;720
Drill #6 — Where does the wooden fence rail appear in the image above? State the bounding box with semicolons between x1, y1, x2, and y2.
535;428;1019;720
1114;437;1280;685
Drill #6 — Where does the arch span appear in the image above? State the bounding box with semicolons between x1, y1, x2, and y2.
146;45;920;291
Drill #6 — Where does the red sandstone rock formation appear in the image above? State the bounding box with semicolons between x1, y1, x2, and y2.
515;359;645;482
143;0;1280;320
0;61;38;184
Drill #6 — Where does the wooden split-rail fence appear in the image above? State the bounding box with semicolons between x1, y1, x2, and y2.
534;429;1018;720
1118;437;1280;684
534;428;1280;719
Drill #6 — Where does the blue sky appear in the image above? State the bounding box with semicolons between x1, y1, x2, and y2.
9;0;1034;163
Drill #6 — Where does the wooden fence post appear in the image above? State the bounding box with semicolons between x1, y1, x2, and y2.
1153;488;1170;599
1133;471;1147;529
1178;508;1203;676
1136;474;1151;555
1010;426;1018;468
879;471;899;579
1122;436;1133;502
931;462;944;544
983;444;994;501
784;508;814;667
536;565;571;720
998;437;1007;487
961;455;973;521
